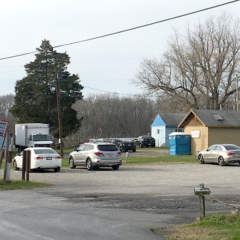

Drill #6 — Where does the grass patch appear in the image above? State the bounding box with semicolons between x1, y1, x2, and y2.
61;154;196;167
0;180;50;190
136;147;169;152
62;157;69;167
122;155;196;165
62;155;196;167
153;214;240;240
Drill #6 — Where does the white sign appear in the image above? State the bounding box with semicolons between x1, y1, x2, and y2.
191;130;200;138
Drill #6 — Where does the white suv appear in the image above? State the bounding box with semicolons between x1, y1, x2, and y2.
69;142;122;170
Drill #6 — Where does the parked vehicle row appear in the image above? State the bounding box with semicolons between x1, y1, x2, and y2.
12;142;123;172
88;136;156;152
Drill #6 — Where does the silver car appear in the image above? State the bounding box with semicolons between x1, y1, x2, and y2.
197;144;240;166
69;142;122;170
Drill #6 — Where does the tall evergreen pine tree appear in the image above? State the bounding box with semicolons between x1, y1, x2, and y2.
11;40;83;138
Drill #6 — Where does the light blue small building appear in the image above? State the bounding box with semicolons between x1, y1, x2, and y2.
151;113;185;147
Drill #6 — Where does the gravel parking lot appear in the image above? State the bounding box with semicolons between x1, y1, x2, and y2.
9;162;240;211
1;162;240;240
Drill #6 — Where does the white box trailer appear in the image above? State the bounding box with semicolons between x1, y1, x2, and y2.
15;123;53;151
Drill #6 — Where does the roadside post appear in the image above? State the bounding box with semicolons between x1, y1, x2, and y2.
194;183;211;219
26;150;31;182
125;151;129;164
0;120;8;168
22;151;27;181
3;130;11;184
22;150;31;182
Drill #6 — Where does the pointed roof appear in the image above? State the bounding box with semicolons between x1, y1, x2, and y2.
179;109;240;128
152;113;185;127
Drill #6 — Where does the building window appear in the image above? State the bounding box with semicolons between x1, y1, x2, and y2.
157;129;160;134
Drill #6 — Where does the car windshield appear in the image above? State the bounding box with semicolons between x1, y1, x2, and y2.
34;149;57;154
143;137;153;140
123;142;133;145
97;145;118;151
32;135;51;141
223;145;240;150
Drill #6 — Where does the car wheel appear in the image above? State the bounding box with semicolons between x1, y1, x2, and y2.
133;149;136;152
198;154;205;164
54;167;61;172
112;165;119;170
93;166;99;170
218;156;225;166
13;161;19;171
86;159;93;171
69;157;76;169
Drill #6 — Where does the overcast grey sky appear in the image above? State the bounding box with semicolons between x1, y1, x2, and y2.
0;0;239;97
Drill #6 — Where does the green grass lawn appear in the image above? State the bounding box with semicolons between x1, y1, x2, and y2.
62;154;196;168
154;214;240;240
122;154;196;165
0;180;50;190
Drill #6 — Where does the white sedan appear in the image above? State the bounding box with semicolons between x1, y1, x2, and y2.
13;147;62;172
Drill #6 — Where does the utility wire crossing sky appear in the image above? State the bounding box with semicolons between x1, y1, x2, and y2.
0;0;239;61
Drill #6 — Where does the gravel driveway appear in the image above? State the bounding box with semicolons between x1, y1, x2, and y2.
1;162;240;240
8;162;240;211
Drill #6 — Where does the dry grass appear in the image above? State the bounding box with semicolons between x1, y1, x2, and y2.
153;214;240;240
154;225;228;240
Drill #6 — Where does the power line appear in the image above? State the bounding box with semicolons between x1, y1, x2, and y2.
0;0;239;61
83;85;138;96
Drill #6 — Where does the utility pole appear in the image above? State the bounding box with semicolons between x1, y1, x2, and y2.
56;71;64;157
3;128;11;184
236;75;239;112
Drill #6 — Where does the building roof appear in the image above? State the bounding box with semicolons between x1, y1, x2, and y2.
152;113;185;127
179;109;240;128
160;113;186;127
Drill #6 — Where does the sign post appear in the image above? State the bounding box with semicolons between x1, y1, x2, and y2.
3;130;11;184
0;120;8;168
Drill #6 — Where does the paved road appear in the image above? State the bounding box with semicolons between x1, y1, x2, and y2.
0;163;240;239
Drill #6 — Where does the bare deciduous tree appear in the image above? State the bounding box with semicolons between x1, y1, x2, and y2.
137;15;240;110
64;94;158;146
0;94;15;132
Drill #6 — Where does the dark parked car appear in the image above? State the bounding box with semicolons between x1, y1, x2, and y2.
138;136;155;148
119;141;136;152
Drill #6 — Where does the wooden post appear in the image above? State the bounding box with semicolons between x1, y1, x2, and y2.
22;151;27;181
199;194;206;219
26;150;31;182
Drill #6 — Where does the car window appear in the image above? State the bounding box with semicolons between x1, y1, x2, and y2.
84;144;94;151
223;145;240;150
34;149;57;154
78;144;85;151
207;145;215;151
214;146;222;151
97;145;118;151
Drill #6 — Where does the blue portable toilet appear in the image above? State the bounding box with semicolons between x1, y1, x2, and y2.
169;132;191;155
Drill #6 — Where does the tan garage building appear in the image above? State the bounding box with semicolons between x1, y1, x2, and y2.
178;110;240;154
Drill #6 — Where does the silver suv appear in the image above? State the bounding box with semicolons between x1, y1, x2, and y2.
69;142;122;170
